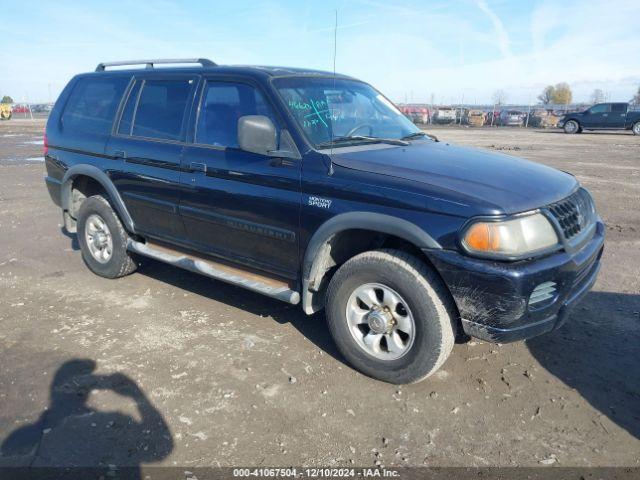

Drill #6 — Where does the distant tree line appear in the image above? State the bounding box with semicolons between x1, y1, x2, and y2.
537;83;572;105
536;84;640;107
1;95;14;104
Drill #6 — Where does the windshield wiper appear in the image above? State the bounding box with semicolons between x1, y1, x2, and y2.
401;131;426;140
316;135;409;149
401;131;439;142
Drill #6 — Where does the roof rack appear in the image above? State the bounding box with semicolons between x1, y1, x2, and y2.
95;58;216;72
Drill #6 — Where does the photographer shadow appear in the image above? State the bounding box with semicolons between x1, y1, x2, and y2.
0;359;173;476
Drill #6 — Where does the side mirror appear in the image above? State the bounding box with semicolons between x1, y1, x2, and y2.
238;115;277;156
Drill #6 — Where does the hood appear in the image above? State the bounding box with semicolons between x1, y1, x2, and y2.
329;141;578;215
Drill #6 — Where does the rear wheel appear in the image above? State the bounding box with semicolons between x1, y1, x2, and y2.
77;195;137;279
633;122;640;135
325;249;456;384
563;120;579;134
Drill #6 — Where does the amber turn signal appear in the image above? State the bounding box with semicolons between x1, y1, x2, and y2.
464;222;500;251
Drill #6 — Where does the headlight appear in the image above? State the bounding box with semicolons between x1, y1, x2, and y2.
461;213;559;259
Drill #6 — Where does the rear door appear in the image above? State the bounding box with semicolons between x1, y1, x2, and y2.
609;103;627;128
179;77;301;279
106;74;198;241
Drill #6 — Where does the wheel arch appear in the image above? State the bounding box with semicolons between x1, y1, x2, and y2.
61;164;135;234
301;212;441;314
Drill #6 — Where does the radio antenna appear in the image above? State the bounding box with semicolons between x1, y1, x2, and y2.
333;9;338;78
329;9;338;168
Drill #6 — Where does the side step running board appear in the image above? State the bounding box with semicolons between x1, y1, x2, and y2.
127;240;300;305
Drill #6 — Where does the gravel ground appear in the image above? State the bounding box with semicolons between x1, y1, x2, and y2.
0;119;638;469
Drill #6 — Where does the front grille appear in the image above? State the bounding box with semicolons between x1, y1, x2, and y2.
547;188;595;240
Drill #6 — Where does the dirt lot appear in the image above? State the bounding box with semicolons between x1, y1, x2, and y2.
0;119;639;469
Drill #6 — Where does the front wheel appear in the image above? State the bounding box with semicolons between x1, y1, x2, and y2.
325;249;456;384
633;121;640;135
563;120;579;134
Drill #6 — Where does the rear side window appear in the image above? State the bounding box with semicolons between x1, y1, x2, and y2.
196;82;276;148
130;79;193;141
62;77;129;135
611;103;627;113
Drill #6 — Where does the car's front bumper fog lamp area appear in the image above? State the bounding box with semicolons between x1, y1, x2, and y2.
528;281;557;308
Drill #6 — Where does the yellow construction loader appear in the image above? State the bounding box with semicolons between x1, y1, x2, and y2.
0;104;12;120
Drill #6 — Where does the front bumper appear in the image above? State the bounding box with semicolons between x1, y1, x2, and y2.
425;220;605;343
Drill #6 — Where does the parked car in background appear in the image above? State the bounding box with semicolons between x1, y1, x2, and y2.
558;102;640;134
498;110;525;127
455;108;468;124
486;109;500;126
465;109;486;127
11;104;30;114
0;104;12;120
529;109;560;128
433;106;456;124
400;105;430;124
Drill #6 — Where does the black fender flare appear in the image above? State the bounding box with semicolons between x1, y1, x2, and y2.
61;164;135;233
301;211;441;314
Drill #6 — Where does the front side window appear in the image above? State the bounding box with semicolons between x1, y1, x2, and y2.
274;77;420;149
589;104;610;114
130;79;193;141
62;77;129;135
196;81;276;148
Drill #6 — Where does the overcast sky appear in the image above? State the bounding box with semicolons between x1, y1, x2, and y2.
1;0;639;104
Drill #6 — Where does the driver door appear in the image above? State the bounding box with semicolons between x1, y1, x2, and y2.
179;78;302;280
583;103;609;128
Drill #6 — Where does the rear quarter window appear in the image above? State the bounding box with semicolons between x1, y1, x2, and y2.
61;77;129;135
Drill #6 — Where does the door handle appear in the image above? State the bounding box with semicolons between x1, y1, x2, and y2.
269;157;295;167
114;150;127;159
602;113;608;117
190;162;207;173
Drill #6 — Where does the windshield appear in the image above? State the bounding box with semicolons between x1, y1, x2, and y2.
274;77;421;149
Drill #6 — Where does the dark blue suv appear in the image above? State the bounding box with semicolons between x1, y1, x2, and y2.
44;59;604;383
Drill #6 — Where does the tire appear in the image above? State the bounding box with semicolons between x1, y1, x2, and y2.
563;120;579;134
325;249;456;384
632;122;640;135
77;195;137;279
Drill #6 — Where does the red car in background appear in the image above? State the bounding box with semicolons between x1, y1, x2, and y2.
399;105;430;124
11;104;30;114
